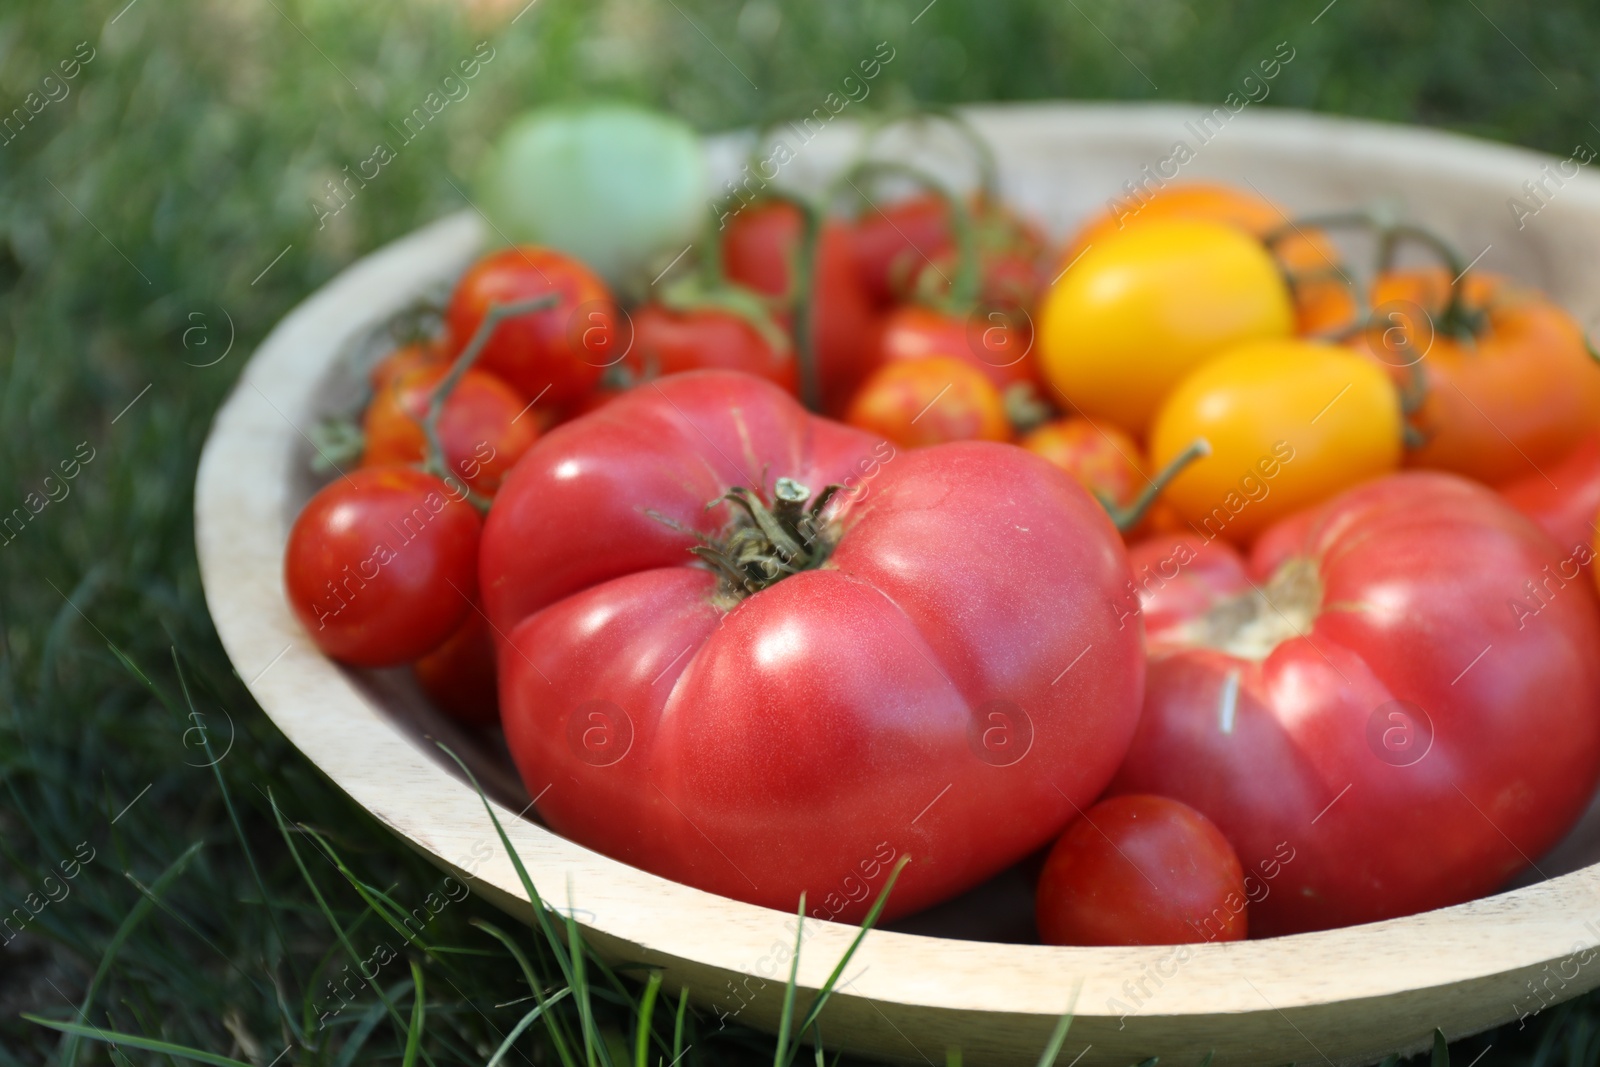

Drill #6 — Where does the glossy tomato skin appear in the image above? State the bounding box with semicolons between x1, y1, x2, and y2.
1036;795;1248;946
1502;433;1600;566
481;370;1144;920
845;356;1010;449
625;302;797;394
1037;218;1294;435
1149;339;1402;544
285;466;482;667
1354;269;1600;485
1111;473;1600;935
872;305;1035;392
361;365;539;497
720;201;875;414
413;608;499;726
444;246;619;407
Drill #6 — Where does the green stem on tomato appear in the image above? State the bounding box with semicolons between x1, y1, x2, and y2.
749;188;825;412
859;104;1000;204
421;293;558;508
1264;209;1477;339
1101;438;1211;533
835;158;980;313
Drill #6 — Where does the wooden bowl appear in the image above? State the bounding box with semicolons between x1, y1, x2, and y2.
196;102;1600;1067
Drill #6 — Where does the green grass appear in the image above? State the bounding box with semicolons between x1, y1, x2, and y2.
4;0;1600;1063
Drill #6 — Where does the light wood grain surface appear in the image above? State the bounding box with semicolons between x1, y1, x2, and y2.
196;103;1600;1067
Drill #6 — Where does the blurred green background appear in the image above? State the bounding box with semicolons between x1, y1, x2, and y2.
3;0;1599;1063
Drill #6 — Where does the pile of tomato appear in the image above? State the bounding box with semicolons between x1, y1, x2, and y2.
285;122;1600;947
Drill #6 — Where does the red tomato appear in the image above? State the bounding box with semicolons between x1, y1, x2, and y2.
1502;432;1600;566
480;370;1144;920
285;466;482;667
361;365;538;497
844;356;1011;449
625;301;797;394
849;192;953;306
721;201;875;414
1111;473;1600;935
871;305;1034;392
444;246;620;407
1036;795;1248;946
413;609;499;726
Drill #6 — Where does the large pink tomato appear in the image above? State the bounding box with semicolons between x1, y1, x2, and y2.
480;370;1143;921
1112;473;1600;936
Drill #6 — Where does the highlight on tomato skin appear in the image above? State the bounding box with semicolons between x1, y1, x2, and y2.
284;466;482;668
1035;794;1248;947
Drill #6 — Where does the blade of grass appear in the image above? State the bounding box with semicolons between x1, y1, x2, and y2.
25;1018;254;1067
635;972;663;1067
773;895;808;1067
333;979;416;1067
436;744;574;984
269;790;440;1067
786;855;911;1061
402;959;427;1067
56;840;202;1067
672;987;689;1067
488;988;574;1067
472;919;581;1067
171;648;300;994
565;896;607;1067
1034;979;1082;1067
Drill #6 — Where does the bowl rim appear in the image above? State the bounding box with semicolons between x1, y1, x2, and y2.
196;100;1600;1048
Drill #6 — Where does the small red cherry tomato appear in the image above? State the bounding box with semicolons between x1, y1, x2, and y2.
360;365;538;497
285;466;482;667
1035;794;1248;946
626;302;797;394
1020;417;1143;509
845;356;1010;448
444;246;620;407
413;608;499;726
873;305;1034;392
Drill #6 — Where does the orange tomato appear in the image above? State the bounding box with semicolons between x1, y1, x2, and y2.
844;356;1010;449
1061;182;1354;336
369;341;444;393
1149;339;1402;543
362;365;538;496
1352;268;1600;485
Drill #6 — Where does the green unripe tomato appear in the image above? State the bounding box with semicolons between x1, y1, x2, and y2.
476;103;707;285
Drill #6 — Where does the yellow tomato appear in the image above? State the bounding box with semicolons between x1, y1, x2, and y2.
845;356;1011;449
1148;339;1402;543
1037;218;1294;435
